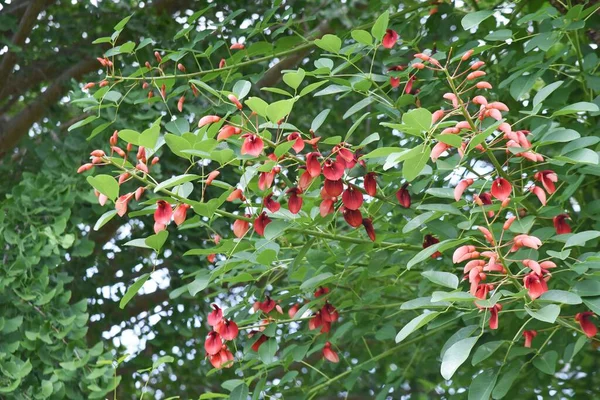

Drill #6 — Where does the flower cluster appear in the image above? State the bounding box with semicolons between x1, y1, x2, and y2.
204;304;239;368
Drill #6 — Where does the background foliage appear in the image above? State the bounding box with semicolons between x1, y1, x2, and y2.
1;0;600;399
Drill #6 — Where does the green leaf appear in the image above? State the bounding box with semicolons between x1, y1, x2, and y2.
118;129;140;145
472;341;504;366
266;99;294;123
314;34;342;53
565;230;600;248
533;81;563;108
263;220;288;241
492;364;520;399
556;148;599;165
440;337;478;380
484;29;512;41
553;102;600;116
436;134;463;148
525;304;560;323
402;108;432;133
539;290;582;305
300;273;333;291
573;280;600;297
431;291;476;302
68;115;98;132
371;11;389;42
351;30;372;45
232;80;251;100
139;118;161;148
245;97;268;117
119;273;150;309
154;174;201;192
402;146;431;182
114;14;133;31
275;141;296;158
311;109;330;132
395;312;439;343
402;211;436;234
533;350;558;375
282;68;305;90
469;369;498;400
188;270;211;296
229;383;249;400
343;97;374;120
87;175;119;201
93;210;118;231
461;10;494;30
145;230;168;252
257;339;278;365
422;271;459;289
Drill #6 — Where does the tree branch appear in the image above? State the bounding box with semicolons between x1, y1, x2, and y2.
0;0;48;90
0;57;99;158
256;20;332;89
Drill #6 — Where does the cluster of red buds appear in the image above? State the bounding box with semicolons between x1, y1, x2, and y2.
77;131;197;233
204;304;239;368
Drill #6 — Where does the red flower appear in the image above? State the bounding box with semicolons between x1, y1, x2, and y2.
320;199;336;217
309;311;323;330
534;170;558;194
489;304;502;330
210;346;234;369
553;214;571;234
198;115;221;128
575;312;597;338
228;93;243;110
154;200;172;233
298;170;314;192
217;125;240;141
287;188;303;214
396;183;411;208
475;283;493;300
253;212;272;236
322;159;345;181
115;193;133;217
204;331;222;355
173;203;190;226
322;342;339;363
315;287;330;297
288;304;300;318
287;132;305;153
208;304;223;326
241;134;264;157
306;152;321;177
227;188;245;202
530;185;546;206
454;179;474;201
233;217;250;238
423;234;441;258
264;193;280;213
523;330;537;348
362;218;376;242
523;272;548;300
216;319;239;341
258;171;276;191
382;29;398;49
390;76;400;88
206;171;220;186
342;185;363;210
324;179;343;197
491;178;511;201
321;302;339;323
341;206;362;227
364;172;378;196
251;334;268;352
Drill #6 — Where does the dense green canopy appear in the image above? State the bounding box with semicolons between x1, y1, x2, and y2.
1;0;600;399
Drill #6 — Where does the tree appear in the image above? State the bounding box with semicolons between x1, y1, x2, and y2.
1;1;600;399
